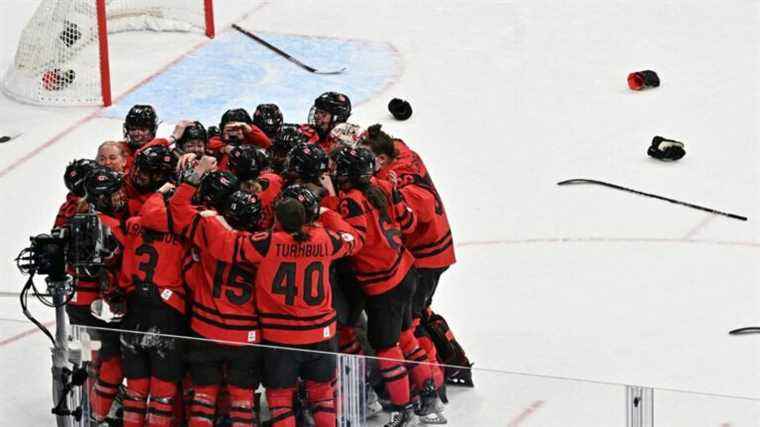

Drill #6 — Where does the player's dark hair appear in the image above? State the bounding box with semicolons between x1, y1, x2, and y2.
276;197;310;242
363;124;396;158
356;178;390;221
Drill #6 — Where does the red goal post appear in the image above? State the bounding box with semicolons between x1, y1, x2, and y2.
2;0;215;107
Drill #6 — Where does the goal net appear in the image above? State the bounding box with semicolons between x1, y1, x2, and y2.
2;0;214;106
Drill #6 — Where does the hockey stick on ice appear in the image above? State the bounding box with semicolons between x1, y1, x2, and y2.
0;132;22;143
729;327;760;335
232;24;346;75
557;179;748;222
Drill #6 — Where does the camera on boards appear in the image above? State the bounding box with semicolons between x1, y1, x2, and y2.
16;213;108;282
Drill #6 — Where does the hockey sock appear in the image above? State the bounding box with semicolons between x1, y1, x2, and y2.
399;328;434;391
123;378;149;427
266;387;296;427
228;385;257;427
376;346;410;406
414;319;444;389
305;380;336;427
147;378;177;426
91;357;124;421
338;326;363;355
188;384;219;427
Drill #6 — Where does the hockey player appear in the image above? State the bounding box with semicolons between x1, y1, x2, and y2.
123;145;177;216
173;120;208;158
329;146;441;426
119;186;189;427
123;105;158;153
87;150;187;426
96;141;128;173
58;160;125;424
269;124;309;174
172;178;361;427
80;166;132;425
362;124;472;388
167;171;263;427
207;108;272;161
252;103;284;139
301;92;352;153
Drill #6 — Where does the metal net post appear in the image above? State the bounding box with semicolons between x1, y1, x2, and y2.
336;353;367;426
626;385;654;427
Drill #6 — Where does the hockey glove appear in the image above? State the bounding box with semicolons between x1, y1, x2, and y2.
627;70;660;90
648;136;685;161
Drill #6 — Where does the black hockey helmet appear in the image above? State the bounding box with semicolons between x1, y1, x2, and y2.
228;145;263;181
311;92;351;124
84;166;125;214
223;190;262;231
280;184;320;223
135;145;177;174
285;142;328;182
253;103;284;138
133;145;177;192
219;108;252;131
64;158;98;197
123;105;158;145
177;121;207;148
272;124;308;155
198;171;239;210
332;145;376;182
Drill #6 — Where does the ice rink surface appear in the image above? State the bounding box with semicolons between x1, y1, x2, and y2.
1;0;759;425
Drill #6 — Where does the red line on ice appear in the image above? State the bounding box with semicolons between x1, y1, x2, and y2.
0;320;55;347
0;25;225;181
507;400;544;426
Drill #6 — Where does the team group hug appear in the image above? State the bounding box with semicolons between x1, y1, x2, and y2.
55;91;473;427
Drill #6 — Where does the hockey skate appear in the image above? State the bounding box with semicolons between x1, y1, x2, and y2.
384;403;418;427
364;382;383;418
415;380;446;425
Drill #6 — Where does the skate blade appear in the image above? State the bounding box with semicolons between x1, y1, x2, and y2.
418;412;447;424
367;401;384;418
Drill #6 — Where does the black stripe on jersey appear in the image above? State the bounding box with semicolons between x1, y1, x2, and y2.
188;215;202;244
412;237;453;259
190;400;217;410
410;230;452;252
260;315;336;331
259;311;333;321
351;224;367;233
355;251;403;279
192;310;259;331
327;231;344;256
192;300;258;321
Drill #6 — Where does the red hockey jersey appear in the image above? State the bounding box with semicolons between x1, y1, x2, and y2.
378;160;455;269
116;193;188;314
170;184;260;345
337;178;417;296
195;209;360;345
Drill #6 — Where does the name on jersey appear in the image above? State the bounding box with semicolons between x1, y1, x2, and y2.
128;222;180;245
275;242;328;258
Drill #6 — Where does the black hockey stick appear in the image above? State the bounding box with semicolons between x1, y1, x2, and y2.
232;24;346;75
0;132;22;143
557;179;748;221
729;327;760;335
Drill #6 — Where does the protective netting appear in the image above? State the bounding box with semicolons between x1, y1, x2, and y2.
2;0;211;106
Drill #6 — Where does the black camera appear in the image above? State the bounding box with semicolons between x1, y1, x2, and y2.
17;213;107;281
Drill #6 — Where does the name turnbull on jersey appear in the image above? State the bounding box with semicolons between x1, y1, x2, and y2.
274;242;329;257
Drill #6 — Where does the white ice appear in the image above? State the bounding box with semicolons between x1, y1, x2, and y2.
0;1;759;425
